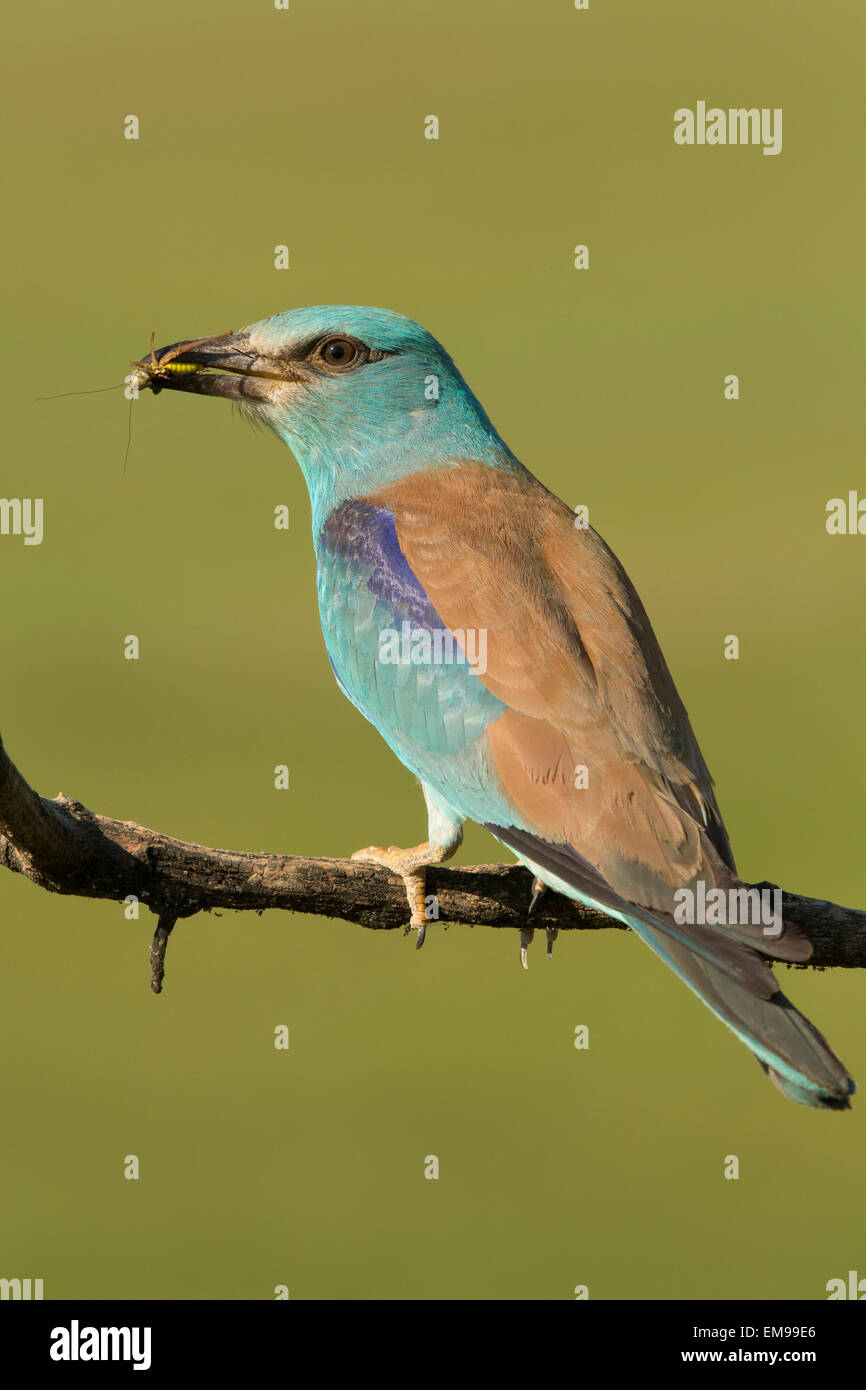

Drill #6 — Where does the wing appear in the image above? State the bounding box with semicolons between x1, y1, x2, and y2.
366;459;737;914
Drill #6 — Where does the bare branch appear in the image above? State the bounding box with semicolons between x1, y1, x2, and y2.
1;734;864;978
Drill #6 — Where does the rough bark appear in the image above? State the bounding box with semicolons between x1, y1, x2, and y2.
1;734;864;983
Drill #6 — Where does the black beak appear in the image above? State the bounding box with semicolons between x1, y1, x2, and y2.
132;330;293;403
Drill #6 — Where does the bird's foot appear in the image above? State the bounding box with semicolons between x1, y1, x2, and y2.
351;841;449;949
521;878;558;965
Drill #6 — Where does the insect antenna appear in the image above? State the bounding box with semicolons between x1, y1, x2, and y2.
37;382;125;400
123;393;135;475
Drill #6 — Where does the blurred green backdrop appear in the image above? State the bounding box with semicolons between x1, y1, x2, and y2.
1;0;864;1300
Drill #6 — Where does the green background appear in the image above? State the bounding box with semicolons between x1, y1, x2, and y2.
1;0;864;1300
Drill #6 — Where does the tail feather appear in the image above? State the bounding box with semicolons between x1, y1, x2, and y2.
760;1061;854;1111
630;915;854;1108
490;824;856;1110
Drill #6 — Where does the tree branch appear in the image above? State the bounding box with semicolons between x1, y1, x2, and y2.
1;734;864;986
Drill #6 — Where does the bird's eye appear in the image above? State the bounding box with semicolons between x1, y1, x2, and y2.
319;336;361;369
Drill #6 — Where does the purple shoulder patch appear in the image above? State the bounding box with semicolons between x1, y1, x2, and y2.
320;499;440;627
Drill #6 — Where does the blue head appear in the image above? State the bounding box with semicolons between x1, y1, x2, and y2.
144;306;517;524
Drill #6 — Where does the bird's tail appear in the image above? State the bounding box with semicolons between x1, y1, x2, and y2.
618;906;855;1109
491;826;856;1110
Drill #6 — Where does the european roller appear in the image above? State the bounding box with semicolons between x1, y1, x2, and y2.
133;306;855;1110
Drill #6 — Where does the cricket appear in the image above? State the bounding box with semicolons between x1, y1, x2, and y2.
129;329;234;395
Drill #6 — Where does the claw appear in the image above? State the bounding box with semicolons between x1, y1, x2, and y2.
519;925;534;970
528;877;547;916
546;926;559;960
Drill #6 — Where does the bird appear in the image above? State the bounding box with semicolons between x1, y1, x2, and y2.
133;306;855;1110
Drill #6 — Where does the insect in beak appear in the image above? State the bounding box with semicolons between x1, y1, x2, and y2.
130;329;235;394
